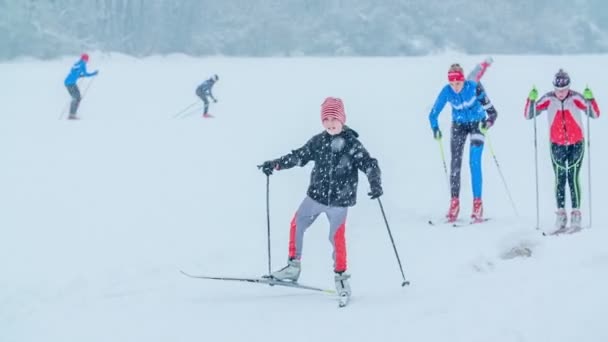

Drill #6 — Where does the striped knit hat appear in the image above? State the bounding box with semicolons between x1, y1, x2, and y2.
321;97;346;124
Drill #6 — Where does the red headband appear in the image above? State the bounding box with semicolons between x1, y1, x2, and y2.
448;71;465;82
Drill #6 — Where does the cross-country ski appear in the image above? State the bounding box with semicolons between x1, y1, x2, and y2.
179;270;336;294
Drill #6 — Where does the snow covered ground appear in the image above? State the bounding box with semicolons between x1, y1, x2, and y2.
1;54;607;342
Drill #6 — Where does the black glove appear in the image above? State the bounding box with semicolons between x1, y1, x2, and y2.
368;185;383;199
432;127;442;140
480;118;494;133
260;160;278;176
213;98;218;103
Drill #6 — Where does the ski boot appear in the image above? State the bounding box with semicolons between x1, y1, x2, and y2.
446;197;460;223
471;198;483;223
335;272;351;307
553;208;568;234
570;209;582;232
269;259;301;282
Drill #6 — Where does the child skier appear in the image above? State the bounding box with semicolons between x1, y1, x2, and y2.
428;63;498;223
64;53;99;120
195;75;219;118
524;69;600;232
259;97;383;299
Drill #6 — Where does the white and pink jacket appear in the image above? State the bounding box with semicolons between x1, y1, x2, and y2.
524;90;600;145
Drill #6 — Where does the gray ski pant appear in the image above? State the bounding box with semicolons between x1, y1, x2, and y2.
66;84;81;115
287;196;348;272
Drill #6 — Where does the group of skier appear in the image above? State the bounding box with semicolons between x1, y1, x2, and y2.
257;59;600;300
63;54;219;120
64;54;601;301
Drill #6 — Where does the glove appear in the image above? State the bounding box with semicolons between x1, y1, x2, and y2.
213;98;218;103
368;185;383;199
528;86;538;101
259;160;278;176
480;118;494;134
432;127;442;140
583;87;594;100
92;70;99;76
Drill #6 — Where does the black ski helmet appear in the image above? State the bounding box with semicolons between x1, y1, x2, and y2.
553;69;570;89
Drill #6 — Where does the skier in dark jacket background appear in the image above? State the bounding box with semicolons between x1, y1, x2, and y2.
259;97;382;300
195;75;219;118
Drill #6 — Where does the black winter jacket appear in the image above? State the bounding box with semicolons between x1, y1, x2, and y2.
274;127;381;207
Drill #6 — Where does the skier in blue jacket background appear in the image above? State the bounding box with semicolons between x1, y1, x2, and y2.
64;53;98;119
428;63;498;223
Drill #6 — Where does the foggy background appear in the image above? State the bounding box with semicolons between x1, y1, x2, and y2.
1;0;607;60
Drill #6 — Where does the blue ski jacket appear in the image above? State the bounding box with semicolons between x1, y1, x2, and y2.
64;59;97;86
428;80;491;129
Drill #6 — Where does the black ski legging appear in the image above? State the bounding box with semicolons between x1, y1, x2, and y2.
66;84;81;115
195;87;210;114
551;142;584;209
450;122;485;199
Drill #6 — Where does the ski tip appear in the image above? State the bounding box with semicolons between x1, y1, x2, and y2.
179;269;194;278
452;217;491;227
542;226;583;236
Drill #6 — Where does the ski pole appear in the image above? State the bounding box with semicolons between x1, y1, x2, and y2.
78;77;96;118
58;101;70;120
74;77;97;119
256;165;273;276
586;99;593;228
265;174;272;275
485;134;519;218
436;138;450;196
171;101;199;118
376;198;410;287
532;94;540;229
178;105;205;119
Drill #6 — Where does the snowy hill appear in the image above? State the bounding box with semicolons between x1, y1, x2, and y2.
1;54;607;342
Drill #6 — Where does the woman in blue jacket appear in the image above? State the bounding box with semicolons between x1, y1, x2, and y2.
428;63;498;223
64;53;98;119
